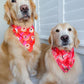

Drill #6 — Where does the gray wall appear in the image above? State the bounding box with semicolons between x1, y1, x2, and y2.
64;0;84;46
0;0;8;44
35;0;59;39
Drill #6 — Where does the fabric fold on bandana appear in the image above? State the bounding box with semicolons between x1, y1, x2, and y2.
12;25;35;52
52;47;75;73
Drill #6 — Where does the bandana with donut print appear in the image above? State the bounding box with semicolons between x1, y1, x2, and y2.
52;47;75;73
12;25;35;52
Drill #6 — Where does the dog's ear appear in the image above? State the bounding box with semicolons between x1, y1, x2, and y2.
4;1;12;24
74;28;80;48
30;0;38;20
33;9;38;20
48;36;51;44
48;32;53;47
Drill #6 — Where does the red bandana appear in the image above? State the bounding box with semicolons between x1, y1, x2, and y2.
12;25;35;52
52;47;75;73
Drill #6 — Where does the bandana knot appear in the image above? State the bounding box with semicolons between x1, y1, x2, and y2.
12;25;35;52
52;47;75;73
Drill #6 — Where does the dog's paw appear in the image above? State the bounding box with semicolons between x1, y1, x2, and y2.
30;70;37;77
10;61;17;77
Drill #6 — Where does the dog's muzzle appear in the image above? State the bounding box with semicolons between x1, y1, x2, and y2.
20;4;30;18
61;35;69;46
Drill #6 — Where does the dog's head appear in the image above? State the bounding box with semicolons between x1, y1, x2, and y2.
49;23;80;50
4;0;38;24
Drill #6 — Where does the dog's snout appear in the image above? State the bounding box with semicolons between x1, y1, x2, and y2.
61;35;69;42
20;5;29;13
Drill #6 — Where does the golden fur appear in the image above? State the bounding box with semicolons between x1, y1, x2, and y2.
37;44;49;77
39;23;82;84
0;0;40;84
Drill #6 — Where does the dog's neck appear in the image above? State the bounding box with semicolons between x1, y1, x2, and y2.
11;18;34;28
52;47;74;53
53;45;73;51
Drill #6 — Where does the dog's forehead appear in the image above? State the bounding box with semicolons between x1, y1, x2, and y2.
58;23;72;29
52;23;73;32
9;0;30;1
9;0;30;3
17;0;30;2
17;0;30;5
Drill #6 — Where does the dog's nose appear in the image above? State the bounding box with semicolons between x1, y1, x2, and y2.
61;35;69;42
20;5;29;13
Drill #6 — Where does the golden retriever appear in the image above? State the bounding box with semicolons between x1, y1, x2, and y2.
0;0;40;84
39;23;82;84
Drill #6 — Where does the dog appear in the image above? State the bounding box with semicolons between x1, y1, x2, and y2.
39;23;82;84
0;0;40;84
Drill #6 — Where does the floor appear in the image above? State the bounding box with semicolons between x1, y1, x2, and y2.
31;77;39;84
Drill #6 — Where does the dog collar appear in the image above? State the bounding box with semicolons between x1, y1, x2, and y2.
52;47;75;73
12;25;35;52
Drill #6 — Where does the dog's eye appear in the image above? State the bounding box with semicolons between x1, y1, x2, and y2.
68;28;72;31
11;0;16;2
56;29;60;32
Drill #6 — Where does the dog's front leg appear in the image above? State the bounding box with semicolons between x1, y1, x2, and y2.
27;54;40;77
10;59;33;84
28;64;37;77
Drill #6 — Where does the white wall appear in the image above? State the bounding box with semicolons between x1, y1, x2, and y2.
0;0;8;44
35;0;59;39
64;0;84;46
64;0;84;54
